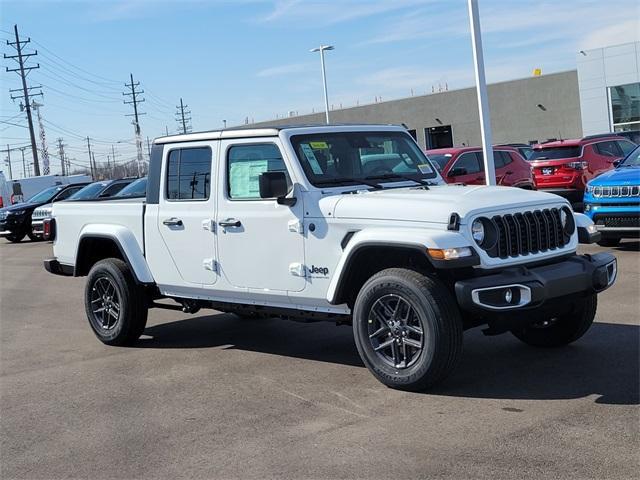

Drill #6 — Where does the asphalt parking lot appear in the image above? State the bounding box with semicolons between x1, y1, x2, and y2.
1;241;638;479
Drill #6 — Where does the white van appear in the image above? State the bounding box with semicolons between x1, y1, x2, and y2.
0;174;91;207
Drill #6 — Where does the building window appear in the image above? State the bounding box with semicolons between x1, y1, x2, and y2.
610;82;640;132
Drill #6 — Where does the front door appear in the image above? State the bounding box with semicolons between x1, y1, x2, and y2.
157;143;217;286
216;139;305;292
447;151;485;184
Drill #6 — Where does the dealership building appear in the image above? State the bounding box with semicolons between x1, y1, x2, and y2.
253;41;640;149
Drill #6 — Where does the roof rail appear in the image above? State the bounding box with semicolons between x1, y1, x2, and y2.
581;133;623;141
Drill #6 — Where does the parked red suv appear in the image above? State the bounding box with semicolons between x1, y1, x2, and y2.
426;146;535;189
528;134;636;204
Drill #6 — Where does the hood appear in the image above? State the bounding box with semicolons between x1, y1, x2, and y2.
331;184;566;224
1;201;41;213
588;167;640;186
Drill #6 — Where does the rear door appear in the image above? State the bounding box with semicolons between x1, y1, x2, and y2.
156;143;217;286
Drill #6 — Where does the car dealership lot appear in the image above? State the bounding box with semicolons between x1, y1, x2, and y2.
1;241;638;479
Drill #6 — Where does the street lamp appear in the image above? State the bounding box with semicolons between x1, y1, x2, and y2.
310;45;334;124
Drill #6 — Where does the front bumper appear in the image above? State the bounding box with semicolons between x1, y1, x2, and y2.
455;252;616;313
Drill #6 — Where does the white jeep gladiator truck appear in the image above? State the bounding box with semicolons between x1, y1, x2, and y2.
44;125;617;390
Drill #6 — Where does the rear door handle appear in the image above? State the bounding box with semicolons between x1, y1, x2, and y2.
162;217;183;226
218;218;242;227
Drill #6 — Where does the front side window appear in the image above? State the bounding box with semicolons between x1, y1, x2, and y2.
620;146;640;167
453;152;481;174
166;147;211;201
617;140;637;156
68;182;107;200
290;131;436;187
227;144;290;200
116;178;147;198
55;186;83;201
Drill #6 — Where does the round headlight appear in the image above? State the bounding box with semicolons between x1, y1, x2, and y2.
471;219;485;244
561;206;575;236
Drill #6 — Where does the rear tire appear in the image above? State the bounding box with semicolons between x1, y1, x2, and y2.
352;268;463;391
597;237;621;247
5;232;25;243
511;294;597;347
84;258;148;346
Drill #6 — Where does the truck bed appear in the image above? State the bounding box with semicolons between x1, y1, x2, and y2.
52;199;145;267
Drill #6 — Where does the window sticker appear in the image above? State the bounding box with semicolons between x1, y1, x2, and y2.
229;159;268;198
417;163;434;174
300;144;324;174
309;141;329;149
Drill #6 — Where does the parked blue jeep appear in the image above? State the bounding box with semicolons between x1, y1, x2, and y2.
584;145;640;246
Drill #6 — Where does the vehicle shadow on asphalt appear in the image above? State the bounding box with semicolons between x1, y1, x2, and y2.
611;240;640;252
140;315;638;405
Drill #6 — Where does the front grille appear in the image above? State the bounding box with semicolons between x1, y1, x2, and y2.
592;185;640;198
0;211;6;221
32;210;50;219
488;208;567;258
594;214;640;229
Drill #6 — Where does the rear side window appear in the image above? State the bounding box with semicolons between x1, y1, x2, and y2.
529;146;581;160
166;147;212;201
594;141;622;157
227;144;290;200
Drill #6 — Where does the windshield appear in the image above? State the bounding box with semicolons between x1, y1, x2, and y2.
290;131;437;187
426;154;452;172
620;146;640;167
26;186;62;204
68;182;107;200
529;146;581;161
115;178;146;197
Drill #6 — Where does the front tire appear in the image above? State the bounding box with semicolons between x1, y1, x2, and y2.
353;268;463;391
5;231;25;243
84;258;148;346
511;294;597;347
597;237;621;247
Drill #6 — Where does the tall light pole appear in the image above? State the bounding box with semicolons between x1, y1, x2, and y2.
467;0;496;186
310;45;334;124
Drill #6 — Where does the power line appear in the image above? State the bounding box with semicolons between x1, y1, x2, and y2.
4;24;42;175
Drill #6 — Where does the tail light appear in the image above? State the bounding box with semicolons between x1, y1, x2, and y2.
0;196;3;208
43;218;56;241
565;161;588;170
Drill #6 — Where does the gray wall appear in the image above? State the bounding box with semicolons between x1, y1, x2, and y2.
577;42;640;136
251;70;582;148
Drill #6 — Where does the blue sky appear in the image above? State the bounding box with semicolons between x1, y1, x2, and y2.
1;0;639;175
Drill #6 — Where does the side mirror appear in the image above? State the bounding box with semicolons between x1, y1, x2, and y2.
613;159;621;167
259;171;296;206
448;167;468;177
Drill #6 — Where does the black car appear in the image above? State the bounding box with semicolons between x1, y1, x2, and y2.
66;178;136;201
0;183;88;243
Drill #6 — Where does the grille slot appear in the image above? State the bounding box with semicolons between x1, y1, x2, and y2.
488;208;567;258
593;214;640;229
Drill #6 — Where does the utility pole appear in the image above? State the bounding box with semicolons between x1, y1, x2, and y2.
57;138;66;176
31;101;50;175
5;24;42;176
146;136;152;158
4;145;12;180
123;73;145;177
92;152;97;180
86;137;94;180
175;98;191;134
19;147;27;178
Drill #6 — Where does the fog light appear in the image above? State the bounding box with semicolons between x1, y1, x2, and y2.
587;223;598;234
504;288;513;303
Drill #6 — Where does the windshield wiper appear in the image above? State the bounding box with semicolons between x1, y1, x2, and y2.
315;177;383;189
365;173;433;187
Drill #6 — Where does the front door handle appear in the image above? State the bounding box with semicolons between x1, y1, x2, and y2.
218;218;242;228
163;217;183;227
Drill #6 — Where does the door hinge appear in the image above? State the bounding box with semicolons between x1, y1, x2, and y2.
289;262;305;277
203;258;217;272
288;219;304;234
202;219;216;232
